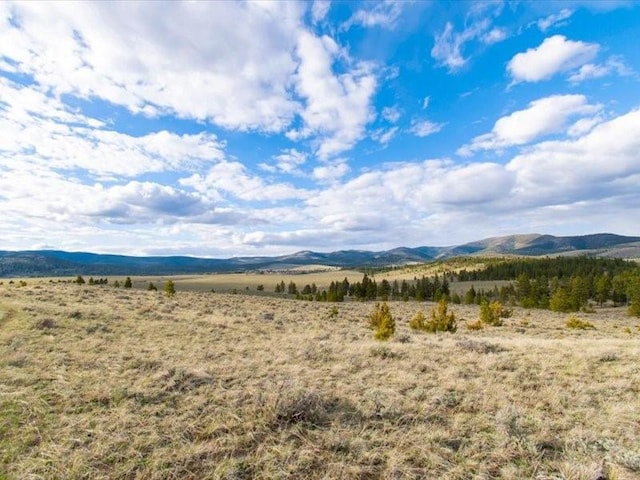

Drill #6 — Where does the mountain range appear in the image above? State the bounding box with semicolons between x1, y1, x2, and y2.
1;233;639;277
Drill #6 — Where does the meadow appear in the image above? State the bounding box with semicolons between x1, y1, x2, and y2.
1;279;639;479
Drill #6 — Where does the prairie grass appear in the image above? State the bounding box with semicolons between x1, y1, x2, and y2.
0;282;638;479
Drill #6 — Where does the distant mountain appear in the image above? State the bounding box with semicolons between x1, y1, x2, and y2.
1;233;638;277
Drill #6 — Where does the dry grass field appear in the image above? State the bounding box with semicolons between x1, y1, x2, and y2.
1;281;639;479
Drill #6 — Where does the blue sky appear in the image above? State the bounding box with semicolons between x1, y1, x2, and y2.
1;1;639;257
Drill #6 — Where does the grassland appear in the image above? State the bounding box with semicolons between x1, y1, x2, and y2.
1;280;639;479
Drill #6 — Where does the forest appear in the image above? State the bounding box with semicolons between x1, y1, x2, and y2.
276;256;640;315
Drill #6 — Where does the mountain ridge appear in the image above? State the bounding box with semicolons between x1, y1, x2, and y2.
1;233;639;277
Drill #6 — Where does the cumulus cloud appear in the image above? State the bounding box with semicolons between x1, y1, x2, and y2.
507;35;599;83
0;78;225;178
458;94;602;155
506;109;640;207
312;161;350;182
0;2;303;132
180;161;310;203
0;2;379;159
290;31;377;159
259;149;308;175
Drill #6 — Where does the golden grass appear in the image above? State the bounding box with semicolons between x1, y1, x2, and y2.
1;282;639;479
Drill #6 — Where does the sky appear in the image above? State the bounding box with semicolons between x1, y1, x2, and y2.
1;1;639;257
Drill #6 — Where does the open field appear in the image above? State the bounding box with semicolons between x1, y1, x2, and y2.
1;281;639;479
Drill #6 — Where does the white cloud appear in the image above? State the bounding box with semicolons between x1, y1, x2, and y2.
342;0;405;30
458;94;601;155
180;161;310;203
537;9;573;31
261;148;308;175
506;109;640;207
312;161;350;182
0;78;225;178
371;126;399;145
0;2;304;132
0;2;379;161
431;18;506;71
568;56;633;83
422;96;430;109
410;119;445;137
481;27;507;45
507;35;599;83
567;116;604;137
290;31;378;159
381;106;401;123
311;0;331;23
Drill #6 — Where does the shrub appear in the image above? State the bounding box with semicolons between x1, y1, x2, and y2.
124;277;133;288
466;319;484;330
147;282;157;291
566;316;595;330
408;310;426;330
424;299;457;333
368;303;395;341
479;300;506;326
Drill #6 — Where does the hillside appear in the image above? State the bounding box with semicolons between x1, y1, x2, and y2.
1;233;639;277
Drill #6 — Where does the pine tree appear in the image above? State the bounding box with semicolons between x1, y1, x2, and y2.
164;280;176;297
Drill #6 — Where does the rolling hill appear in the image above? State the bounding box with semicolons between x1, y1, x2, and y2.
1;233;639;277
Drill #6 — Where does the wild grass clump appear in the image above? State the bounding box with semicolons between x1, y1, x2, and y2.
368;302;395;340
566;316;595;330
422;299;457;333
269;386;333;428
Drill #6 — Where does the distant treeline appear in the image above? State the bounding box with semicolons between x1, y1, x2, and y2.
275;273;452;303
456;256;633;282
275;256;640;316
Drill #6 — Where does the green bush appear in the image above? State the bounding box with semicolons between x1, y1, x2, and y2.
164;280;176;298
408;310;426;330
368;303;395;341
566;316;595;330
479;300;507;326
424;299;457;333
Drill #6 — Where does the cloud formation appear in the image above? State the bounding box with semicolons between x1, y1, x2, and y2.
458;94;602;155
507;35;599;83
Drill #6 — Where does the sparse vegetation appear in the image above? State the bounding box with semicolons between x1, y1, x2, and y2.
566;316;595;330
0;276;639;479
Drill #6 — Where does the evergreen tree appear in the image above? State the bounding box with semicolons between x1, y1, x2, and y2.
164;280;176;297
